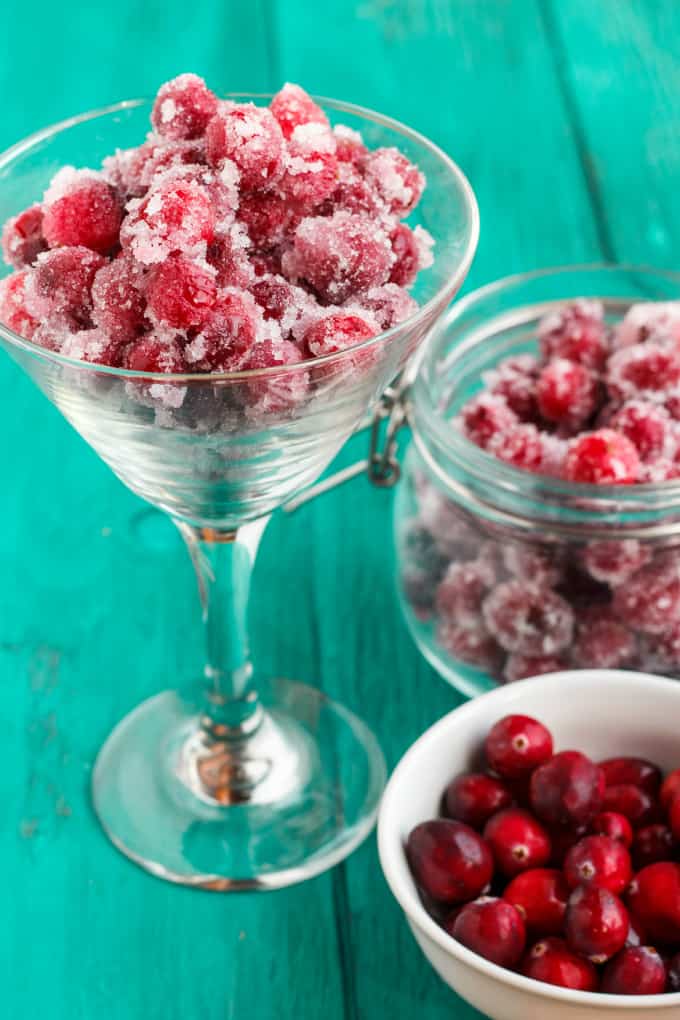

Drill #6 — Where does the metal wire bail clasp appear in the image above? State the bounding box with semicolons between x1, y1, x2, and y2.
283;377;411;511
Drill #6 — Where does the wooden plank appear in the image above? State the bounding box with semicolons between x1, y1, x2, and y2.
0;7;346;1020
544;0;680;266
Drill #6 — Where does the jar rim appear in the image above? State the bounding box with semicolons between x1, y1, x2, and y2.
408;263;680;539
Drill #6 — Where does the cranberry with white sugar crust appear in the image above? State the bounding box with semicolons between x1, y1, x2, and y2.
538;299;609;371
151;74;218;141
206;102;285;192
362;146;424;217
146;254;216;329
303;313;375;358
612;557;680;634
0;271;39;339
460;394;518;449
270;83;329;140
536;358;598;431
43;175;122;255
1;205;46;268
482;581;574;657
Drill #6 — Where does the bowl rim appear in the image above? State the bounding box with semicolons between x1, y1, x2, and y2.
0;93;479;382
377;668;680;1009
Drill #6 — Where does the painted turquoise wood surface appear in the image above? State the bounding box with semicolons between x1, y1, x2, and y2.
0;2;677;1017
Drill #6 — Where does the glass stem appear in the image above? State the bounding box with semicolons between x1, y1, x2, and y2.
176;517;270;740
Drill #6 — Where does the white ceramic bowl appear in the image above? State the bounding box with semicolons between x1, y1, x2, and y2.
378;670;680;1020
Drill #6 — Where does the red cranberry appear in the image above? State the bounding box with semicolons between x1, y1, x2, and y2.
269;83;329;140
488;423;545;472
610;401;673;463
146;254;216;329
356;283;417;331
240;339;309;414
565;886;629;963
205;102;285;192
448;897;525;968
406;819;493;905
436;620;502;670
591;812;633;848
548;825;588;867
485;715;553;780
443;773;512;831
602;785;657;828
0;270;39;339
564;835;632;895
333;125;368;165
483;809;551;878
632;824;675;869
503;868;569;935
520;936;598;991
564;429;640;485
668;795;680;842
667;952;680;992
388;224;420;287
571;617;636;670
1;205;46;268
627;862;680;942
184;288;258;371
43;177;122;255
435;561;495;626
278;124;338;212
608;342;680;400
460;394;518;449
362;147;424;217
530;751;605;828
538;299;609;372
661;769;680;810
238;191;294;250
303;312;375;358
124;335;186;373
30;246;105;329
601;946;666;995
599;757;662;795
91;255;146;342
536;358;598;430
613;559;680;635
582;539;650;586
482;582;574;657
151;73;218;141
486;354;540;421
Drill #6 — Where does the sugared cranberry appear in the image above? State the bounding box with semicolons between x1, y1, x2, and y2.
503;868;569;935
530;751;604;828
485;355;539;421
503;544;562;587
667;952;680;992
406;819;493;904
388;224;420;287
599;757;661;795
536;358;598;430
632;824;675;869
278;123;338;212
627;862;680;942
564;835;632;895
205;102;285;192
482;581;574;656
602;785;657;828
444;773;512;831
121;173;215;264
483;809;551;878
661;768;680;810
435;560;495;626
356;283;417;331
610;401;673;463
538;299;609;372
488;423;545;472
607;342;680;400
124;335;186;373
565;885;629;963
613;558;680;635
333;125;368;165
592;812;633;848
362;147;424;217
0;270;39;339
503;653;566;684
238;191;294;250
1;205;46;268
614;301;680;348
270;83;328;140
448;897;525;968
572;617;636;669
303;312;375;358
43;176;122;255
151;73;218;141
91;255;146;342
485;715;553;780
460;394;517;449
146;254;216;328
601;946;666;995
325;163;382;217
29;246;105;329
285;212;393;304
582;539;651;586
564;429;640;484
184;288;259;371
520;937;598;991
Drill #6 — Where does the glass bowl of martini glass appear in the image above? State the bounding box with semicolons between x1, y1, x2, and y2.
0;88;478;889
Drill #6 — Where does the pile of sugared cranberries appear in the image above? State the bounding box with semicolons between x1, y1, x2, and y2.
0;75;433;409
458;299;680;483
407;713;680;996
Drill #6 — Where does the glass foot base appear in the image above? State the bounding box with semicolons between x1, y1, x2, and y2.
92;679;386;890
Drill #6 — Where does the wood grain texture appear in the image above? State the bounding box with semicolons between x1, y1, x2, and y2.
0;1;676;1018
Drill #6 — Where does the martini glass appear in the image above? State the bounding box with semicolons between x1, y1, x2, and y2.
0;96;478;889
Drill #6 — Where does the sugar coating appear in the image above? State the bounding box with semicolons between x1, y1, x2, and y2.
614;302;680;349
0;76;435;418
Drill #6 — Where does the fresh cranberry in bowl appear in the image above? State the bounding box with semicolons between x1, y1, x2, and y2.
564;835;632;895
484;715;553;780
530;751;604;829
483;809;551;878
564;886;629;963
503;868;569;935
601;946;667;995
443;773;512;830
520;937;598;991
446;897;526;968
406;819;493;905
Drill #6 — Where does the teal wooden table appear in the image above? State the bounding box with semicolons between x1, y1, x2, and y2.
1;2;678;1016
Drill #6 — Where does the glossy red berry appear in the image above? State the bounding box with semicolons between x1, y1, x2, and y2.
601;946;666;995
601;784;657;828
520;937;598;991
536;358;598;430
503;868;569;935
632;824;675;869
530;751;605;828
591;812;633;848
661;768;680;810
565;886;629;963
443;773;512;831
626;862;680;942
564;429;640;485
448;897;526;968
406;820;493;905
483;809;551;878
668;795;680;842
599;757;661;795
564;835;632;895
625;915;648;948
485;715;554;780
547;825;588;868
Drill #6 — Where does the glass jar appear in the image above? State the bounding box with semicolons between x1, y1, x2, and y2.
394;265;680;697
